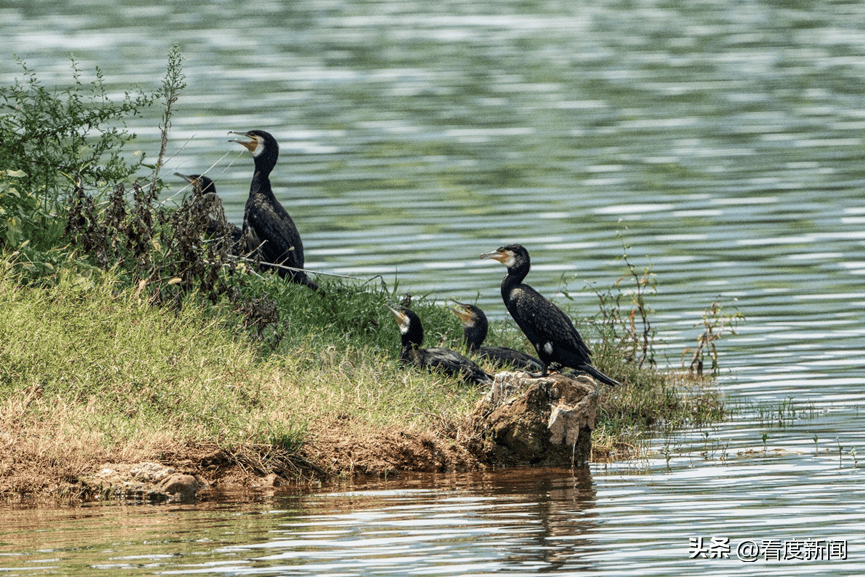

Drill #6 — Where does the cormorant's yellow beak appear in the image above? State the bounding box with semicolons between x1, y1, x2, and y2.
447;300;473;324
174;172;196;184
480;247;511;264
386;305;406;324
228;131;258;153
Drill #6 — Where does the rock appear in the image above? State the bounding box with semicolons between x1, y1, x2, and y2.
130;462;175;483
158;473;205;503
259;473;283;488
85;463;206;503
472;371;598;467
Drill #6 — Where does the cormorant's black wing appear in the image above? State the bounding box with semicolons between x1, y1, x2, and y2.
245;196;304;269
478;346;545;373
422;347;492;384
508;284;593;363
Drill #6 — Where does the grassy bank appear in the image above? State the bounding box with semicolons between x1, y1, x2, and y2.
0;257;490;498
0;250;725;500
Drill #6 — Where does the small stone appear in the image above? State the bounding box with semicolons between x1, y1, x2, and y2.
260;473;283;488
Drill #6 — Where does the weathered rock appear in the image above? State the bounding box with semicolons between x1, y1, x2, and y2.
259;473;284;488
130;462;176;483
158;473;205;503
472;371;598;467
87;463;207;503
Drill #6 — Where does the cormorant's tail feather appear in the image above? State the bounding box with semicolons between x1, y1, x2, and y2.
576;364;621;387
298;274;325;296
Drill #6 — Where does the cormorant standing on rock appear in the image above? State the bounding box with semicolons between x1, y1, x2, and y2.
480;244;621;387
174;173;244;249
388;305;492;385
229;130;322;293
449;300;545;375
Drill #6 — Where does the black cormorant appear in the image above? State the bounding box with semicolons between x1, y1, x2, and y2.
229;129;321;293
174;173;244;249
387;305;492;385
480;244;621;387
175;171;217;195
449;300;546;374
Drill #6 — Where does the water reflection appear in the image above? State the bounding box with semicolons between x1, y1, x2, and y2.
0;470;599;575
2;461;862;575
194;469;598;575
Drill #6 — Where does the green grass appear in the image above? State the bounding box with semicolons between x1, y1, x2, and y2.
0;257;485;482
1;261;297;449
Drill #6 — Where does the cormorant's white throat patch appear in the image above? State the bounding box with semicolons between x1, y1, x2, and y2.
250;137;265;157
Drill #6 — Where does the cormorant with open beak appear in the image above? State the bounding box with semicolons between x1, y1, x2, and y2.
229;130;322;293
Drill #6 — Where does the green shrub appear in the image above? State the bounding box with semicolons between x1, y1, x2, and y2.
0;169;38;247
0;57;157;249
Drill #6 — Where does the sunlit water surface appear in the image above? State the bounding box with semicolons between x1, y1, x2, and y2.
1;0;864;574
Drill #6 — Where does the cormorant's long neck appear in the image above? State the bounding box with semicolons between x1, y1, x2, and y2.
249;170;275;198
463;325;485;352
400;321;423;358
250;166;276;201
500;260;529;302
250;148;278;199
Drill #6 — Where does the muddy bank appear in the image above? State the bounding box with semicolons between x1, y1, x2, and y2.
1;372;599;505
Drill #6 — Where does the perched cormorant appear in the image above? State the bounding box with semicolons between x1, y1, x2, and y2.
387;305;492;385
229;129;321;293
175;171;217;195
448;300;545;374
480;244;621;387
174;173;244;249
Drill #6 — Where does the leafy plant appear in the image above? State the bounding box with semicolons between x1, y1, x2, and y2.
0;56;157;249
62;46;236;306
0;169;37;246
148;44;186;198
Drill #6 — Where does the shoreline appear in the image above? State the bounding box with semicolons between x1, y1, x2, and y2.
1;419;482;506
0;258;718;508
3;372;610;507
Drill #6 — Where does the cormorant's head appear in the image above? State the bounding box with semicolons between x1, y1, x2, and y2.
480;244;529;270
387;305;423;348
229;130;280;174
448;300;482;328
174;172;216;194
448;300;488;349
228;130;275;157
